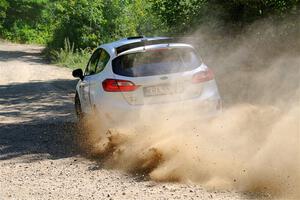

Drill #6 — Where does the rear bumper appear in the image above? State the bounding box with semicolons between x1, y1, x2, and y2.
95;95;222;129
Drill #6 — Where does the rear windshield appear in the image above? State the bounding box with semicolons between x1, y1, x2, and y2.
112;48;201;77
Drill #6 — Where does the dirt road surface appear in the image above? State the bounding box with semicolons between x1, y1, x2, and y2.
0;42;255;200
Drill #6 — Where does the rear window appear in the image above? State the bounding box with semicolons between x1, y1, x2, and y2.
112;48;201;77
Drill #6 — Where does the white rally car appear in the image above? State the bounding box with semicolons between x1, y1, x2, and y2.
72;36;221;129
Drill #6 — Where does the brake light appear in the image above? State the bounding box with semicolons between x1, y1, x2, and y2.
102;79;139;92
192;68;214;83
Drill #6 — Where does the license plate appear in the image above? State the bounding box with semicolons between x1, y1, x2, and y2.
143;84;183;97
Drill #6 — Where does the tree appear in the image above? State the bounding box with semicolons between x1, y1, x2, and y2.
48;0;106;49
0;0;8;28
0;0;55;43
48;0;162;49
150;0;300;34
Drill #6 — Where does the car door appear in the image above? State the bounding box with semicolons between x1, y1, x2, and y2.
79;48;101;114
89;49;110;109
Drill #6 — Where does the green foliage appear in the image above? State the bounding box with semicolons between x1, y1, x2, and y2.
47;0;162;50
48;0;106;49
150;0;300;34
0;0;163;47
0;0;8;21
0;0;299;69
150;0;210;34
0;0;56;44
51;38;91;70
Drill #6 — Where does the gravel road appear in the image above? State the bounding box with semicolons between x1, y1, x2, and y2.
0;42;256;200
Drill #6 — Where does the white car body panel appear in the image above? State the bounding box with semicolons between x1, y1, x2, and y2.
75;37;221;129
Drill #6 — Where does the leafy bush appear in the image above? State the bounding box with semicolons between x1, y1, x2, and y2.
47;0;105;50
47;0;163;50
0;0;8;29
0;0;56;44
150;0;300;34
51;38;91;70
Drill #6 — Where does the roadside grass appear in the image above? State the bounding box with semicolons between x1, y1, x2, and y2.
51;39;91;70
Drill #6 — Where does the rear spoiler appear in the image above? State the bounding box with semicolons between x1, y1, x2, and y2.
115;37;175;55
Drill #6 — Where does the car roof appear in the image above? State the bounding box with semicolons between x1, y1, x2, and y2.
102;36;170;48
99;36;192;57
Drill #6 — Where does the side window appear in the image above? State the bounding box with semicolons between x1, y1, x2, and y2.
84;49;101;76
95;49;110;74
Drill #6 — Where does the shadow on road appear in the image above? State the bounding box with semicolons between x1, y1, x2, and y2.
0;49;45;64
0;79;80;161
0;121;78;161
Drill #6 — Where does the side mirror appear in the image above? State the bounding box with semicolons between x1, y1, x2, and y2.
72;69;84;80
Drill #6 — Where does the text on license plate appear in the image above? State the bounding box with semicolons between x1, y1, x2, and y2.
143;84;183;97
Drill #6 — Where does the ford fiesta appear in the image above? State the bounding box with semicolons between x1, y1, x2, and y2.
72;36;221;128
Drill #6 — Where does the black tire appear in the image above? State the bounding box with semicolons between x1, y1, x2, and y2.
74;92;89;153
75;92;83;120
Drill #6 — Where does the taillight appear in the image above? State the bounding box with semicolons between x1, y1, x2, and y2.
192;68;214;83
102;79;139;92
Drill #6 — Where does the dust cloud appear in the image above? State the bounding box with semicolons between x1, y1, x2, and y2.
78;17;300;199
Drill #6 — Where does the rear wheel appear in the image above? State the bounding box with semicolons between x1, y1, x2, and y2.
75;92;83;120
75;92;89;152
